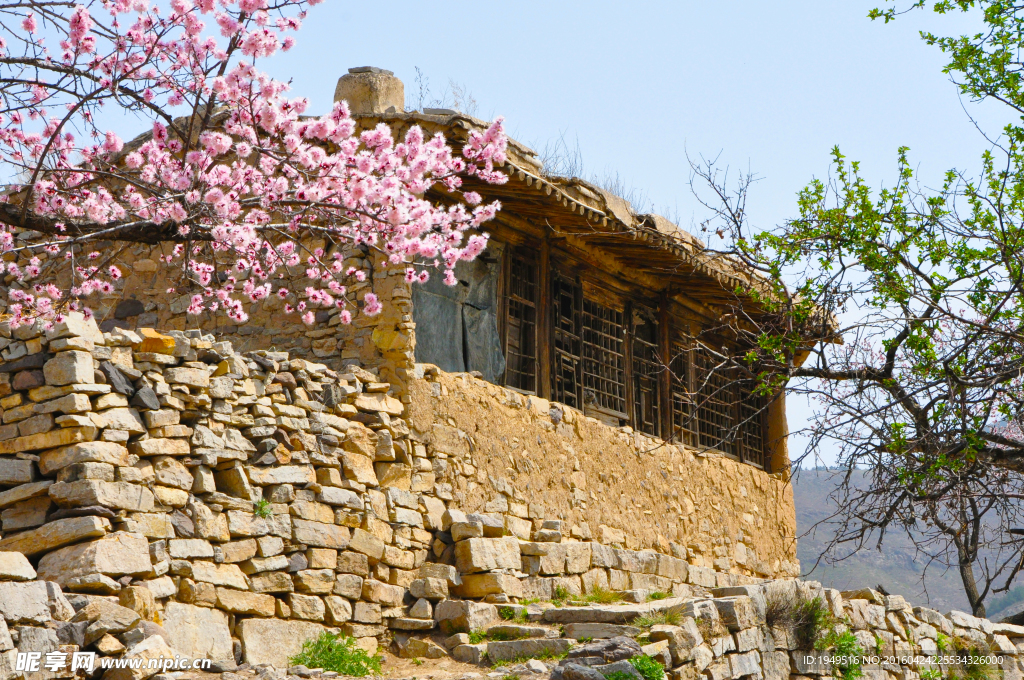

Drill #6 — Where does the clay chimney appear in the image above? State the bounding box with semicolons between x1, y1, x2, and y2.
333;67;404;115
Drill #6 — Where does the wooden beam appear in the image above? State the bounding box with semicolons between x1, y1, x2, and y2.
537;234;552;401
658;296;673;441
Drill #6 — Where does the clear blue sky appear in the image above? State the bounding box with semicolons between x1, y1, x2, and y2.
263;0;1002;466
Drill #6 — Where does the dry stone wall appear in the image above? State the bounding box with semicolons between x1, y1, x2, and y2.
0;314;799;676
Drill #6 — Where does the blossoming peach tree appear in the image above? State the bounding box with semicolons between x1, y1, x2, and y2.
0;0;508;329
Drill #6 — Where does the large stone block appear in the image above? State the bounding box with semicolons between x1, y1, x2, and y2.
91;407;146;434
238;618;327;667
43;351;94;386
434;600;499;634
455;536;521;573
38;441;129;475
36;531;151;585
0;458;33;485
0;551;36;580
292;518;350;549
247;465;315;486
164;367;210;388
456;573;524;599
104;634;176;680
215;587;276;616
49;479;154;512
186;561;248;590
0;425;96;454
0;581;51;624
0;515;111;555
160;602;234;662
0;480;52;508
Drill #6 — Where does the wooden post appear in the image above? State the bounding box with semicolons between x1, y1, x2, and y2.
658;296;673;441
537;235;551;400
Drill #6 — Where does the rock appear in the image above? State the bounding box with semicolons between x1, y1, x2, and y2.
164;367;210;388
452;643;488;664
100;362;136;396
292;518;350;549
410;577;449;600
353;392;403;415
649;620;704;665
348;527;385;559
0;496;50;531
289;593;326;621
248;465;315;486
714;597;756;631
324;595;353;624
489;624;548;639
419;562;462;586
118;586;157;620
43;351;94;386
39;441;129;475
103;633;177;680
487;638;574;663
70;598;141;644
0;581;52;623
237;618;326;667
455;536;521;573
451;521;484;541
49;479;154;512
0;458;33;485
67;573;122;594
160;602;235;662
458;573;524;598
0;425;97;455
91;407;146;433
36;531;152;585
130;387;161;410
565;623;642;640
591;660;642;680
562;663;610;680
435;600;500;634
0;480;52;508
0;515;111;555
397;636;447;659
186;561;249;589
565;636;642;664
0;551;36;580
136;329;176;354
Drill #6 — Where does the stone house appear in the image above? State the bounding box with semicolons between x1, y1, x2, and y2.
0;67;802;584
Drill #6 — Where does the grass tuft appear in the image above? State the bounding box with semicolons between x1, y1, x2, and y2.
288;632;382;677
498;606;529;624
646;591;669;601
633;610;681;628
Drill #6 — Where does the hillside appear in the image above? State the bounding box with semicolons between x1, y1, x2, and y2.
793;469;1024;618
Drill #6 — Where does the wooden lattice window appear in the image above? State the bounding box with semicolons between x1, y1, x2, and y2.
738;383;768;470
670;342;698;446
581;299;627;417
504;250;538;393
695;348;737;456
631;312;661;437
552;276;582;410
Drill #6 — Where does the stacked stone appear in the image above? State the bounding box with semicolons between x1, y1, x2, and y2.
0;314;804;671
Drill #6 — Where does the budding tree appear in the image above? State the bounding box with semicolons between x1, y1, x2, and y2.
691;0;1024;616
0;0;508;329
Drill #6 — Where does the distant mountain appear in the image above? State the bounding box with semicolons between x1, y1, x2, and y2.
792;469;1024;618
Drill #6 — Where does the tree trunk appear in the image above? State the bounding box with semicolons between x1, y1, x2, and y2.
957;546;986;618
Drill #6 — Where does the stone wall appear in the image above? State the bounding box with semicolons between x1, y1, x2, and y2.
0;315;799;675
408;370;798;577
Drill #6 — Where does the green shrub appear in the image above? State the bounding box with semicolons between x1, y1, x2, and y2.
553;586;572;604
288;632;382;677
605;673;635;680
817;629;864;680
468;631;486;644
629;654;666;680
253;498;273;519
646;591;669;601
796;597;837;650
580;586;624;604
